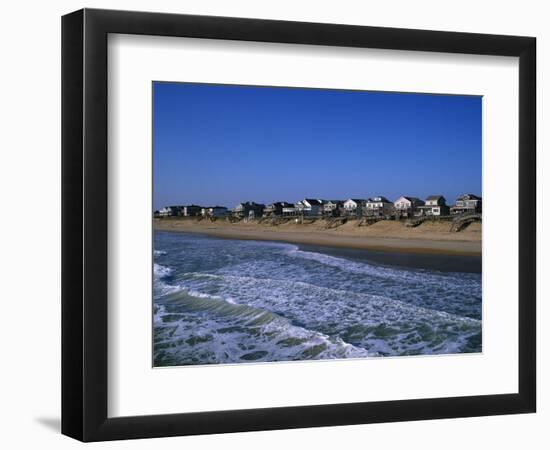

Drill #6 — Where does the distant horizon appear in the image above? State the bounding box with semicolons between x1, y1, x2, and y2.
153;82;481;211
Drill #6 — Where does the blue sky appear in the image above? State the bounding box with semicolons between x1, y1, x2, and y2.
153;82;481;210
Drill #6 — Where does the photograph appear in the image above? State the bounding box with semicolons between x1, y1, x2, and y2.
152;82;483;367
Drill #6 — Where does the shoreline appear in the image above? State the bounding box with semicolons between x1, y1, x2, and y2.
154;218;481;256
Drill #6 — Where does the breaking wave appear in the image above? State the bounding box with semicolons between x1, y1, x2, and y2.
153;231;482;366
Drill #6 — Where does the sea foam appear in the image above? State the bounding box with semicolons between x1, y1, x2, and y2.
153;232;482;366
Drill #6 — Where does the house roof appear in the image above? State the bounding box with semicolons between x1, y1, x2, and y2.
237;201;265;207
394;196;425;206
426;195;445;201
367;196;390;203
457;194;481;201
346;198;368;203
267;201;293;207
303;198;323;205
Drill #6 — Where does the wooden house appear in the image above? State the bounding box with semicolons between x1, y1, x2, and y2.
282;203;298;216
264;202;293;217
182;205;202;217
233;201;265;219
450;194;482;215
301;199;324;216
343;198;368;217
363;196;394;217
418;195;449;216
293;200;305;215
158;206;183;217
393;196;425;218
322;200;344;217
202;206;229;217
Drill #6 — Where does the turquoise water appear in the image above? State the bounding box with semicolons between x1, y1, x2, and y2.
153;231;481;366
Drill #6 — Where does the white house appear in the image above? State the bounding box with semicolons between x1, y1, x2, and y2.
293;200;305;215
418;195;449;216
393;196;424;217
158;206;183;217
158;207;172;217
202;206;229;217
301;199;324;216
282;203;297;216
343;198;367;216
363;196;394;217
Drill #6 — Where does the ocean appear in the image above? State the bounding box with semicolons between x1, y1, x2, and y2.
153;231;482;366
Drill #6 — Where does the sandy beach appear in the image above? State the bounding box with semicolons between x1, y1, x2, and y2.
154;217;481;256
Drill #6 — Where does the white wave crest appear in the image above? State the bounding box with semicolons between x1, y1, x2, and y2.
154;263;173;279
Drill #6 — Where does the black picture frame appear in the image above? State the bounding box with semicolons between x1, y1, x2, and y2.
62;8;536;442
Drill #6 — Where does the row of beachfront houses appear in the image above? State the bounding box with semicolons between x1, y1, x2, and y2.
155;194;481;220
157;205;229;218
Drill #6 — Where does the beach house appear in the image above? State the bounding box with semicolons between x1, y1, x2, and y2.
322;200;344;217
233;201;265;219
292;201;305;215
202;206;229;217
363;196;394;217
158;206;183;217
301;199;324;216
393;196;425;218
343;199;367;217
418;195;449;216
264;202;293;217
450;194;482;215
282;203;298;216
182;205;202;217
